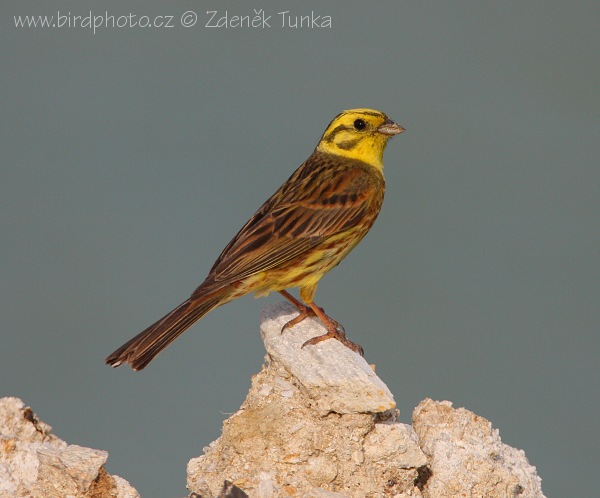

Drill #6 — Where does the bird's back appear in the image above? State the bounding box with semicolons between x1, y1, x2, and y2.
197;150;385;297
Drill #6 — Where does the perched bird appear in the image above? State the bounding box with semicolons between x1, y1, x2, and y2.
106;109;404;370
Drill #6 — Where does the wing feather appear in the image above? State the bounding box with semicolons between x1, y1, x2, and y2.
203;152;383;285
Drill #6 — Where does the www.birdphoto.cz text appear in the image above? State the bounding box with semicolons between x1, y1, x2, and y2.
13;10;333;33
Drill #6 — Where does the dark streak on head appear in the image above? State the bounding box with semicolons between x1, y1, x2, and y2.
322;110;388;144
336;138;361;150
323;124;350;143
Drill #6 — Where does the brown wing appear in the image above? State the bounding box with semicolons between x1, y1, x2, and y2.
201;151;384;286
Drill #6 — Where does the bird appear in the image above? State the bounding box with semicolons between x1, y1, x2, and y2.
106;108;404;370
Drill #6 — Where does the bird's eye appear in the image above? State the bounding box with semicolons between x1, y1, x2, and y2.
353;119;366;130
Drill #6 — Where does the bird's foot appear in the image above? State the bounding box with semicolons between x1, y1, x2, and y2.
280;289;321;331
301;318;365;356
278;290;364;356
281;303;318;331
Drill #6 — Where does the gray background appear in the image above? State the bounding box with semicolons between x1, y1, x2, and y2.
2;1;599;497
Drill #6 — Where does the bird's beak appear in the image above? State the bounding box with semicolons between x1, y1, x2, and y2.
377;120;405;136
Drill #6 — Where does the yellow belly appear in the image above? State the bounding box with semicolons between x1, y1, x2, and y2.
247;229;365;299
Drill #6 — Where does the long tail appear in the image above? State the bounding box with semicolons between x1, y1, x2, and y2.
105;286;232;370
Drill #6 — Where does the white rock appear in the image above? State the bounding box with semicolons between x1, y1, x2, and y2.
363;422;428;469
35;444;108;496
412;398;546;498
187;303;426;497
0;397;139;498
260;302;396;414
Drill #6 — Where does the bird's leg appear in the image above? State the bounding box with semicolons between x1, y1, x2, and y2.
279;290;318;330
278;290;364;356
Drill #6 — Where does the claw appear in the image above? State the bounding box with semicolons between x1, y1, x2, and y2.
278;290;365;356
301;325;364;356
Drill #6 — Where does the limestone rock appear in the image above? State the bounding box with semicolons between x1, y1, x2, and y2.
188;302;426;497
412;399;546;498
260;301;396;415
187;303;546;498
0;397;139;498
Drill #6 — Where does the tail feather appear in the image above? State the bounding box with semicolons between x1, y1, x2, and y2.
105;287;230;370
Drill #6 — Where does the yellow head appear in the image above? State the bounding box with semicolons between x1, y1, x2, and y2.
317;108;405;170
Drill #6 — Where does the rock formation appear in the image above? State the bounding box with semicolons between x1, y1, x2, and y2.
0;397;139;498
187;302;545;497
